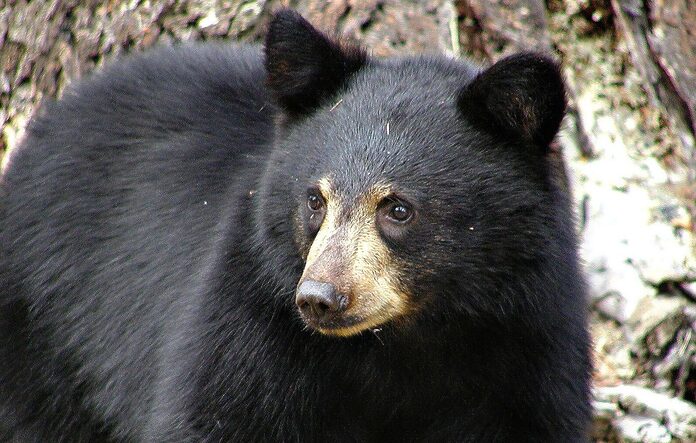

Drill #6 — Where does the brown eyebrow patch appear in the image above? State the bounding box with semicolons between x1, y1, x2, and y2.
317;177;334;200
359;183;393;208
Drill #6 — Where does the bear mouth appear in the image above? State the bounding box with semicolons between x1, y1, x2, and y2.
300;312;390;337
300;312;362;331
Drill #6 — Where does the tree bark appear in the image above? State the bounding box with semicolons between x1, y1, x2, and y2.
611;0;696;179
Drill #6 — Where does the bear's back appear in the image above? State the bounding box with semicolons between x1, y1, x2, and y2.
0;43;273;439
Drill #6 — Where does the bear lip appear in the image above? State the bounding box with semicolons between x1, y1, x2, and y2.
299;311;392;337
299;311;364;332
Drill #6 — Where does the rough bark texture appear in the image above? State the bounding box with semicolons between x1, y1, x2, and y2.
611;0;696;179
1;1;696;442
456;0;553;58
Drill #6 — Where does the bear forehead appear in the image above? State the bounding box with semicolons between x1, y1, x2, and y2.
295;63;489;194
304;56;484;148
346;56;478;111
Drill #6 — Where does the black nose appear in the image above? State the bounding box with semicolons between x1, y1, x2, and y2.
296;280;345;322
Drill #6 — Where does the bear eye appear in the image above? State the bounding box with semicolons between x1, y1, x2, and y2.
307;193;324;212
377;196;415;241
388;204;411;223
379;197;414;227
305;190;326;238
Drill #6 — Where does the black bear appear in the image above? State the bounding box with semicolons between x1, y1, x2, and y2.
0;9;592;442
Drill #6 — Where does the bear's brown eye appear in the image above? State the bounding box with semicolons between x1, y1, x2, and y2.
389;204;411;222
377;196;415;240
307;194;324;212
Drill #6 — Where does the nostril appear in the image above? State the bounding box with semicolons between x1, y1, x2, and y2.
315;302;330;315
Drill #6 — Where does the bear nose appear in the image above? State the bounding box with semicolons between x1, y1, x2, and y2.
296;280;345;321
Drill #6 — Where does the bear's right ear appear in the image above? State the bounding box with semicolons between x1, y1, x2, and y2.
265;9;367;118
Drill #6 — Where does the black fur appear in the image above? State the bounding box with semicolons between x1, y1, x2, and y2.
0;9;591;442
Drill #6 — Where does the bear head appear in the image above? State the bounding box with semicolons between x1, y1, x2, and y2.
257;9;569;337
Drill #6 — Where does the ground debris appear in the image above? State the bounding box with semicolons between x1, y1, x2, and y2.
594;384;696;442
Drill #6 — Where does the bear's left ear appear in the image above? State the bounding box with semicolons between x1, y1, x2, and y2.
458;53;566;151
265;9;367;118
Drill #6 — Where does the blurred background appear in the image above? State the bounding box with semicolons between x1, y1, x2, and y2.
1;1;695;441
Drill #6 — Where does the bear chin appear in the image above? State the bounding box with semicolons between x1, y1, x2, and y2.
311;316;391;337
